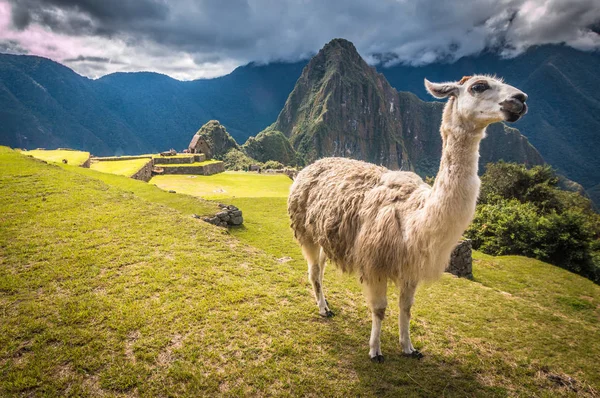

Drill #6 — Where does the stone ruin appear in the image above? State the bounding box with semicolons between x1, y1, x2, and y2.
446;239;473;279
202;204;243;227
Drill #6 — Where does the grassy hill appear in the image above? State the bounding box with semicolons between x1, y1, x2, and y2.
89;159;151;177
21;149;90;166
1;146;599;396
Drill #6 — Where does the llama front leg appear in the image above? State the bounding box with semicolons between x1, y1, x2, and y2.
399;281;423;358
363;277;387;362
303;243;333;317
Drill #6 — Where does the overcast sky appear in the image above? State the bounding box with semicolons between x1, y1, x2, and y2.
1;0;599;80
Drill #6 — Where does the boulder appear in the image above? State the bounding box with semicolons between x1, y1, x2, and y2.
446;239;473;279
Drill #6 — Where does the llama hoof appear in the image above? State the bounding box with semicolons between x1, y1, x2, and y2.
320;309;334;318
404;350;423;359
370;354;385;363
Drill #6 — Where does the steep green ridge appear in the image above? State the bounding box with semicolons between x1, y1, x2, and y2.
273;39;411;169
242;129;298;165
192;120;240;159
271;39;544;176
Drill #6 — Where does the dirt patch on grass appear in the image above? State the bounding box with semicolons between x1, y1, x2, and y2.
537;367;598;397
125;331;140;364
157;334;183;367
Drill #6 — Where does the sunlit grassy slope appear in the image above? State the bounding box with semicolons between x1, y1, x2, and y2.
150;171;291;200
2;147;599;397
22;149;90;166
90;158;151;177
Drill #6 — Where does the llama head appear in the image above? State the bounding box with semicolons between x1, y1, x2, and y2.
424;75;528;128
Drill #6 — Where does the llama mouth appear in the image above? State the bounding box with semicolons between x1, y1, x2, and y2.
502;103;527;123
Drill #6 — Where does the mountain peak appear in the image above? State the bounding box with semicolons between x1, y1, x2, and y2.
321;38;358;53
313;38;363;67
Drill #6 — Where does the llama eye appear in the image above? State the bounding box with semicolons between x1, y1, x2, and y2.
471;83;489;93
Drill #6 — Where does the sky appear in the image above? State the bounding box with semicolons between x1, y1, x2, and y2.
1;0;599;80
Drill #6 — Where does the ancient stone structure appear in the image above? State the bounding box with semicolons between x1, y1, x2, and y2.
202;204;243;227
160;149;177;156
188;135;212;156
446;239;473;279
130;160;154;182
160;162;224;176
153;154;206;164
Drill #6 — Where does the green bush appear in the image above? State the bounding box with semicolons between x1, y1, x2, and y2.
223;149;259;171
467;162;600;283
263;160;284;170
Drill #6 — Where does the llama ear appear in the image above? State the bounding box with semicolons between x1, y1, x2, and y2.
424;79;459;99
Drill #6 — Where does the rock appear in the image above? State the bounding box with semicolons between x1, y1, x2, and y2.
192;214;201;219
168;190;176;193
202;204;244;227
230;216;243;225
446;239;473;279
216;211;230;220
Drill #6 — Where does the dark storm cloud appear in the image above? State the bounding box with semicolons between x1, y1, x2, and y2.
63;55;123;63
0;39;29;54
10;0;168;30
3;0;600;79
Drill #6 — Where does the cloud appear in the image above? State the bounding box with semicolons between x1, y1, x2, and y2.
1;0;599;79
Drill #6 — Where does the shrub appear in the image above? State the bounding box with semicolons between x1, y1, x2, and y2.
223;149;259;171
263;160;284;170
467;162;600;283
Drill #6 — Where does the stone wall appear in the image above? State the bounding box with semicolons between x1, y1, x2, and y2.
130;159;154;182
92;155;152;161
446;239;473;279
194;154;206;162
81;155;91;168
153;156;194;165
160;162;225;176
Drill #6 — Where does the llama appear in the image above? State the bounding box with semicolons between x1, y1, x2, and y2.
287;75;528;362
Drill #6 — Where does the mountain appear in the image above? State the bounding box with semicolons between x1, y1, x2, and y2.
0;53;304;156
1;43;598;190
96;61;305;148
192;120;240;159
0;54;146;155
242;130;298;165
268;39;543;176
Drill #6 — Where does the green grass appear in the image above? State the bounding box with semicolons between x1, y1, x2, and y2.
2;147;600;397
159;160;222;167
90;159;152;177
21;149;90;166
150;171;291;200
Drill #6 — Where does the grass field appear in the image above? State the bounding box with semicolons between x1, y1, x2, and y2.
150;171;291;200
2;147;600;397
90;159;152;177
22;149;90;166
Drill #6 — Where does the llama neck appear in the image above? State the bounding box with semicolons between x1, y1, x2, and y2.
422;106;484;242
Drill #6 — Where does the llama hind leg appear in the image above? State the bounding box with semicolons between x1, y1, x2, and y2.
302;242;333;317
399;281;423;358
363;277;387;362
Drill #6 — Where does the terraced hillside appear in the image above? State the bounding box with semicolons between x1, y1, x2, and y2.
1;147;599;397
